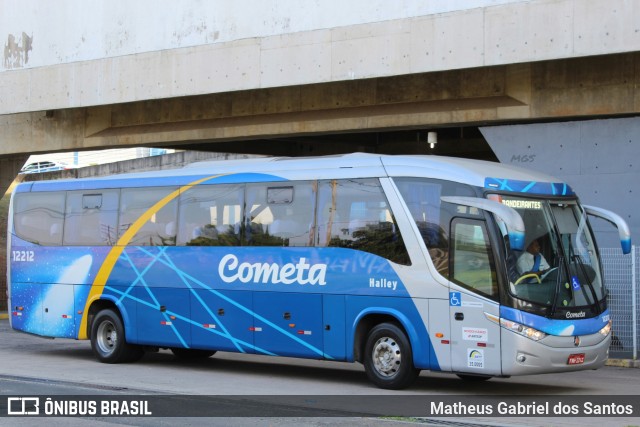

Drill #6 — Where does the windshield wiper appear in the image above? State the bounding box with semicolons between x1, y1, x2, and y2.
550;260;564;316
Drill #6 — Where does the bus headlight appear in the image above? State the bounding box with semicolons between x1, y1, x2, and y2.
599;320;612;337
500;318;547;341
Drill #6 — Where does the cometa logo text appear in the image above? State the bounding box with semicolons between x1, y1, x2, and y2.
218;254;327;285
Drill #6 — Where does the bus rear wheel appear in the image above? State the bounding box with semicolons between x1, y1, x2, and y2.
363;322;419;390
90;308;143;363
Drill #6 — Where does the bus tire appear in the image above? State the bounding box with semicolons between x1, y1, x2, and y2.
363;322;419;390
90;308;143;363
171;348;216;359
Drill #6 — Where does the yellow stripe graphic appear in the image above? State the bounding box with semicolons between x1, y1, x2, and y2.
78;174;223;339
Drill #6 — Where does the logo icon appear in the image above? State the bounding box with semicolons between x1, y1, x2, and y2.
7;397;40;415
574;336;581;347
571;276;581;291
449;292;461;307
467;348;484;369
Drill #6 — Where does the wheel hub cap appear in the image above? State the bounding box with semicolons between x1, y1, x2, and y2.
97;321;117;355
372;337;401;377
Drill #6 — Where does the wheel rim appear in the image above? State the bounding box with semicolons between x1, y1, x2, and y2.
96;320;117;355
371;336;401;377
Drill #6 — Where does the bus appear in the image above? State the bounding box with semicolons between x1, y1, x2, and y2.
6;153;631;389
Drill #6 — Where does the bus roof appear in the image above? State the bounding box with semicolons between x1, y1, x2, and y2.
17;153;573;196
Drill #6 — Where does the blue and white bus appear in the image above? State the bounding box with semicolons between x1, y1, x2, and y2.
7;154;631;389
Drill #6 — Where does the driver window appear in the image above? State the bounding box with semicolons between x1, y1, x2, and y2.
451;218;498;300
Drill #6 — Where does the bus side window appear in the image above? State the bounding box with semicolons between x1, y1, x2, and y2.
13;192;65;246
394;178;476;278
244;182;315;247
119;187;178;246
63;190;119;245
177;184;243;246
317;179;410;265
450;218;498;300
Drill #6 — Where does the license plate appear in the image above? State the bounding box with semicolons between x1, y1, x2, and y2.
567;353;585;365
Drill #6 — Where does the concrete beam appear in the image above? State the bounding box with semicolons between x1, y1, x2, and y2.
0;53;638;158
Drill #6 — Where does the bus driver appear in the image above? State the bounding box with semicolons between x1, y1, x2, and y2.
517;238;551;276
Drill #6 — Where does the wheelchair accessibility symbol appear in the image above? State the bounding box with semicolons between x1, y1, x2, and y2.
571;276;581;291
450;291;461;306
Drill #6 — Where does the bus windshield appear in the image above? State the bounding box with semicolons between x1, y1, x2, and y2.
494;195;605;317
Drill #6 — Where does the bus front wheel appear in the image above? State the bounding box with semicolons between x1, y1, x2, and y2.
90;309;143;363
363;322;419;389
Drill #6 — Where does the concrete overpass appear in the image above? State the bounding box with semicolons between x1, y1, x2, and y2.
1;0;640;203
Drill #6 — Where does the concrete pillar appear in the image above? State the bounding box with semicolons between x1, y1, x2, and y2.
1;155;27;311
1;155;28;197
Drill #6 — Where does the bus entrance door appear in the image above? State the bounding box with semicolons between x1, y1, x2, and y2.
447;217;502;376
449;289;502;376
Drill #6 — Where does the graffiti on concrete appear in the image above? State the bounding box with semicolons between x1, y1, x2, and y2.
4;32;33;69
